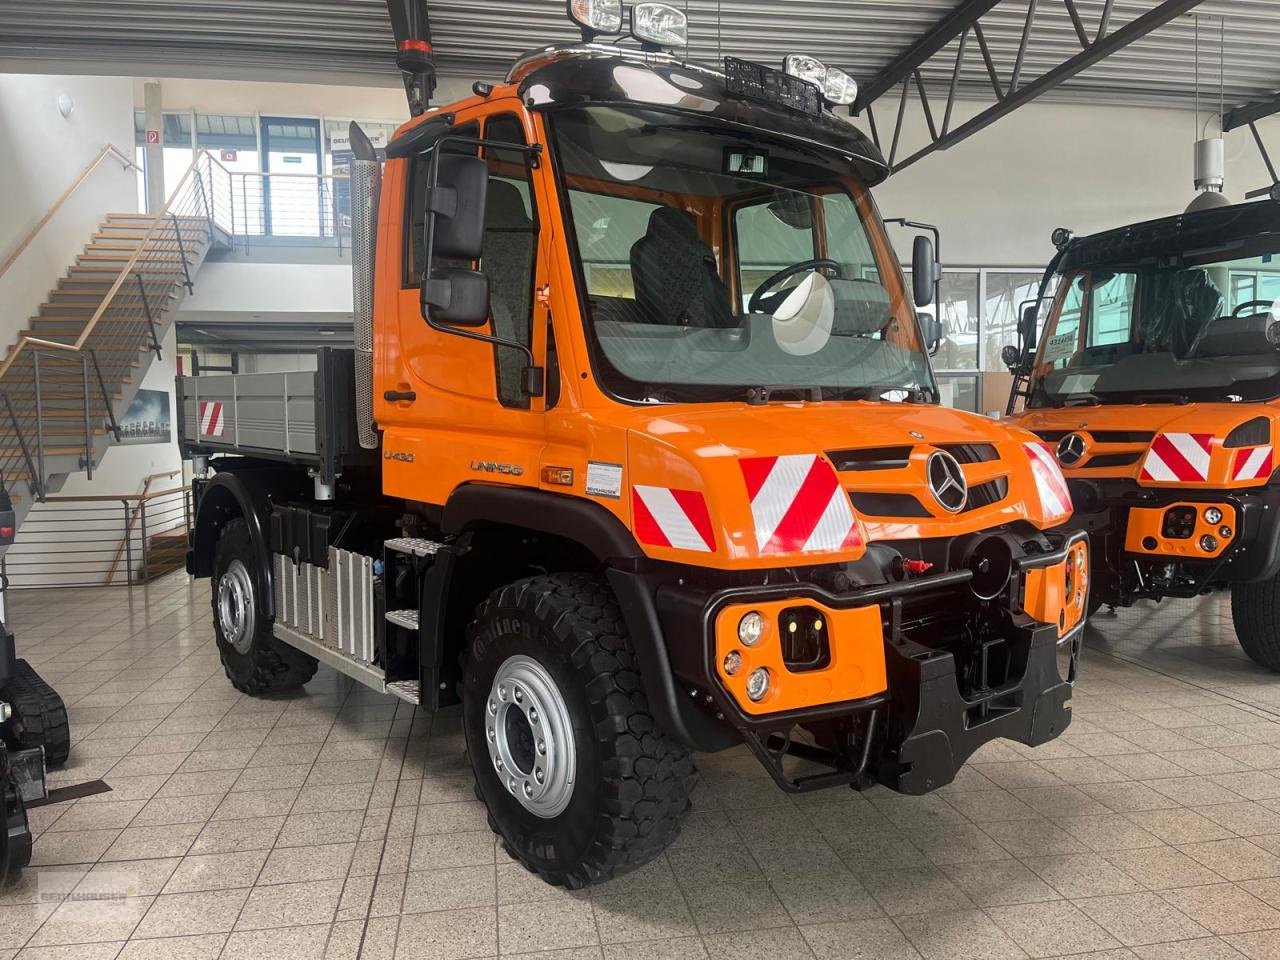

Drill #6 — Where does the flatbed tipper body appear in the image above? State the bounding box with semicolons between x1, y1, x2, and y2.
179;349;368;487
181;9;1089;889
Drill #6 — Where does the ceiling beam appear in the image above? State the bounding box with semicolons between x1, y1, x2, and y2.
852;0;1003;114
891;0;1208;172
1223;92;1280;133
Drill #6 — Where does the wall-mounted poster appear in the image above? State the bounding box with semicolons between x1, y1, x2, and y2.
119;389;171;446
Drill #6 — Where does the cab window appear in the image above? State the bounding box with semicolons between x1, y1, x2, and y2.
481;114;538;409
568;192;661;299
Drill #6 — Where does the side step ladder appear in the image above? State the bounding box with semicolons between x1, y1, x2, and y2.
271;537;443;706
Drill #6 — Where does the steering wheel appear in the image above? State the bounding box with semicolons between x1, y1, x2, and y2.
1232;299;1275;318
748;258;842;315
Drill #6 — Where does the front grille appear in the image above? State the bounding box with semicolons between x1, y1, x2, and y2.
849;491;931;518
1089;430;1155;444
828;446;913;472
1035;431;1068;442
938;443;999;465
961;477;1009;512
1083;452;1142;468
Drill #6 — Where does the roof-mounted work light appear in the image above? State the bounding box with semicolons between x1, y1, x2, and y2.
631;3;688;49
783;54;858;107
567;0;623;39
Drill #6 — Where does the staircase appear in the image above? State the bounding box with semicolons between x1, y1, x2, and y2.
0;151;231;530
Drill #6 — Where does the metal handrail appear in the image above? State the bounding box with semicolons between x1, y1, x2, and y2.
0;148;224;381
0;144;138;282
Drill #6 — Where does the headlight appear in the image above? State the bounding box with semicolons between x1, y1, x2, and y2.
1204;507;1223;525
631;2;687;47
1200;534;1219;553
783;55;859;106
821;66;859;106
746;668;771;702
738;611;766;646
567;0;623;35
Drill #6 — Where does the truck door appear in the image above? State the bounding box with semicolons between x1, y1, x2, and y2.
381;110;550;505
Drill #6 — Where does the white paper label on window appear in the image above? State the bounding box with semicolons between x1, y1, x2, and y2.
1043;329;1078;362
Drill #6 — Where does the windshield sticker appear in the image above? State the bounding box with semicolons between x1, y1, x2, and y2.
586;462;624;499
1043;329;1078;362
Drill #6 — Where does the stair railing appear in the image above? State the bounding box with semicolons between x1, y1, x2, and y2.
0;144;138;283
0;149;235;501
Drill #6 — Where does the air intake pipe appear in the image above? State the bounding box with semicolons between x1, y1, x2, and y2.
349;122;381;451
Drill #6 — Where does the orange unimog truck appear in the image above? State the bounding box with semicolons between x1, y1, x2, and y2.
1006;199;1280;670
178;0;1088;887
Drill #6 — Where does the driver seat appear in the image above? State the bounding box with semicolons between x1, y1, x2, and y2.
630;207;735;328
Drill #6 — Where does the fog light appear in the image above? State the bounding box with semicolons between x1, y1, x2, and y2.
723;650;742;676
568;0;624;35
746;667;771;702
1220;526;1233;539
1200;534;1219;553
631;2;687;46
1204;507;1224;525
738;611;765;647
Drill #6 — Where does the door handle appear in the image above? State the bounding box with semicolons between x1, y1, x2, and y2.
384;390;416;403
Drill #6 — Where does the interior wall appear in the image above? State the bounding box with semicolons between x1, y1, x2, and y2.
873;98;1280;269
0;74;137;338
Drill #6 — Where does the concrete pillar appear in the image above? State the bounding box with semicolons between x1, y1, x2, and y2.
143;81;165;213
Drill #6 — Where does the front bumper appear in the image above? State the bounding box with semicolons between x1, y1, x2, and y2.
1069;479;1280;597
656;531;1085;794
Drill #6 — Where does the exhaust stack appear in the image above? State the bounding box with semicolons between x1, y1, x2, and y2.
349;122;381;451
387;0;437;116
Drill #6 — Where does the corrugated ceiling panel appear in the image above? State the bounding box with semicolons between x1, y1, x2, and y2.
0;0;1275;109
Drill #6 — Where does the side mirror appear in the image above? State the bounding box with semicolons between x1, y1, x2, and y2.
919;311;943;354
912;235;939;308
1019;303;1039;351
1001;344;1021;371
424;154;488;260
423;267;490;327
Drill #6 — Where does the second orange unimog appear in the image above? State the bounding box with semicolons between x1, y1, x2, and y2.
1007;198;1280;671
177;0;1089;887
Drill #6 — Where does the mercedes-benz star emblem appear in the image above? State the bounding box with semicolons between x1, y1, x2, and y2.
1057;432;1087;467
927;451;969;513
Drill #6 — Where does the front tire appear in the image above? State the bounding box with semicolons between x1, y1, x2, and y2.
212;520;317;694
1231;575;1280;671
462;573;695;888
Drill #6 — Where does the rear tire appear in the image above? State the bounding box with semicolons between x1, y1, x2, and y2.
1231;575;1280;671
212;519;317;694
462;573;695;888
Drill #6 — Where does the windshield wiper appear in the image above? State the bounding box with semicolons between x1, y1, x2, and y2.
746;386;824;405
1134;392;1191;405
1053;392;1101;407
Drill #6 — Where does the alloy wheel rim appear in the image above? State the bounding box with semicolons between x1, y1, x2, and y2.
485;654;576;818
217;559;255;655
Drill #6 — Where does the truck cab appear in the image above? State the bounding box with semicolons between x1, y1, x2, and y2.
182;17;1088;889
1007;199;1280;670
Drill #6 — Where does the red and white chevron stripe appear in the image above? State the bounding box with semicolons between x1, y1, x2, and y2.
1024;442;1073;521
199;401;225;437
739;454;862;555
1141;433;1213;483
1232;445;1274;482
631;485;715;552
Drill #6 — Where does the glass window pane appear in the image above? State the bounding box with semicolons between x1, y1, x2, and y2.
936;374;978;411
910;271;979;370
569;192;661;299
984;271;1045;372
735;201;814;309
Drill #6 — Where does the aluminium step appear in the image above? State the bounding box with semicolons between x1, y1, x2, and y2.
385;537;443;558
385;680;421;705
385;609;419;631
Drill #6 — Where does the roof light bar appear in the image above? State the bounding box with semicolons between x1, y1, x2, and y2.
631;3;688;48
567;0;623;37
784;54;859;107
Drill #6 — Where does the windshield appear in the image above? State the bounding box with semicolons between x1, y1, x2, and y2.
1030;242;1280;406
548;105;936;404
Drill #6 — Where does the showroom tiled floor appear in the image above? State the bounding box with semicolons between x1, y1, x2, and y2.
5;575;1280;958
